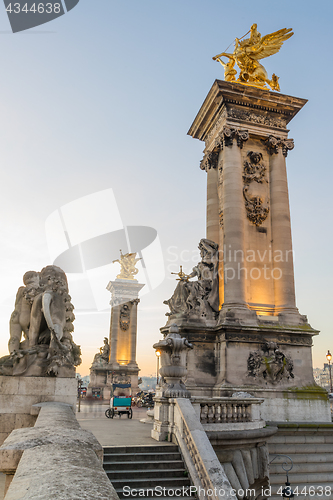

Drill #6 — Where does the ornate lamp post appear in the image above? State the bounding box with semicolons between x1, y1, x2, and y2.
155;350;161;387
326;350;332;393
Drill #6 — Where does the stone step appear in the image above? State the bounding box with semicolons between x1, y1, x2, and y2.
103;445;179;454
104;451;182;462
269;453;333;464
107;468;188;480
270;472;333;484
270;462;333;474
268;443;333;454
269;435;333;444
112;476;191;491
104;460;185;471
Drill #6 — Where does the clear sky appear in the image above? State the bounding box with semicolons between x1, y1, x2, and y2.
0;0;332;377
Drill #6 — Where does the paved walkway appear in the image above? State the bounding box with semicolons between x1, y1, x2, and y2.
76;401;165;447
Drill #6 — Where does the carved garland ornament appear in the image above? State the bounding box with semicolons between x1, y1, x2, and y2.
243;151;269;226
200;127;249;171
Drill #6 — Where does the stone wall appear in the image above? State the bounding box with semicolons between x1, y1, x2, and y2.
0;376;77;445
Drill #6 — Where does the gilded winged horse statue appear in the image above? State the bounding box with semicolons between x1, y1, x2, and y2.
213;24;293;91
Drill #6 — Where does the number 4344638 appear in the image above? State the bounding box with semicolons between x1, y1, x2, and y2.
6;3;61;13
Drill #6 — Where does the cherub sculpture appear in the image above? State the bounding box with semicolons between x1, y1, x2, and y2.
213;24;293;91
113;250;141;280
0;265;81;377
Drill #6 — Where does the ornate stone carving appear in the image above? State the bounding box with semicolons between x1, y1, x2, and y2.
119;302;132;331
247;342;294;383
200;151;219;171
153;324;193;398
0;265;81;377
218;331;313;346
264;135;294;157
201;127;249;171
228;108;287;129
222;126;249;148
92;337;110;366
164;239;219;321
243;151;269;226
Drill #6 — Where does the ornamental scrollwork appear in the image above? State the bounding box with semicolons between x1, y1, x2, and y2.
200;127;249;171
243;151;269;226
248;342;294;383
228;109;286;129
264;135;294;157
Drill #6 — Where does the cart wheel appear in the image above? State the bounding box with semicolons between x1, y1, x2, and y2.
105;409;112;419
110;409;114;419
128;408;133;419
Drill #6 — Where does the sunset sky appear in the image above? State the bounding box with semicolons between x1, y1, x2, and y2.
0;0;332;376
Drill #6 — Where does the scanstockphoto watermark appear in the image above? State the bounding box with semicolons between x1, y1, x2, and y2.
122;486;273;497
3;0;80;33
166;245;293;282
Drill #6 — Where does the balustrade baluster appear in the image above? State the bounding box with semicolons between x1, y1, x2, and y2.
221;403;227;422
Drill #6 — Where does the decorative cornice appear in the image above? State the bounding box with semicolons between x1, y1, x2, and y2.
264;135;294;157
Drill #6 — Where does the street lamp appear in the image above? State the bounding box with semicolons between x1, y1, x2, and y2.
326;350;332;393
155;350;161;388
269;455;294;499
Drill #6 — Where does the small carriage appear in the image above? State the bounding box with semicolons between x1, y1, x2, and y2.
105;383;132;419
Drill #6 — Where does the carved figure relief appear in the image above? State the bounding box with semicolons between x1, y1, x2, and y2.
164;239;219;321
248;342;294;383
119;303;132;331
243;151;269;227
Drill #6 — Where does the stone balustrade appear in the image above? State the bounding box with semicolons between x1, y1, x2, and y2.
191;397;265;431
170;398;234;500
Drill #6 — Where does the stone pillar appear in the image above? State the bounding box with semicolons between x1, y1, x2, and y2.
206;166;219;244
129;299;139;365
221;132;247;307
109;304;119;366
266;136;301;323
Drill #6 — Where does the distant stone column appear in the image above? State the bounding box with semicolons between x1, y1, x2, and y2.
221;127;248;307
129;299;139;365
266;136;299;317
109;302;119;366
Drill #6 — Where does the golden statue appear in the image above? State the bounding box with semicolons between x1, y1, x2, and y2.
113;250;142;280
213;24;293;91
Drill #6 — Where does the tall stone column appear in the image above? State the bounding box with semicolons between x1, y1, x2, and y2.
266;136;301;324
129;299;139;366
109;303;120;366
221;128;248;307
206;163;219;245
106;280;144;390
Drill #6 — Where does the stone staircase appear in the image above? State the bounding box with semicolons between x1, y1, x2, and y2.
103;444;193;498
267;423;333;500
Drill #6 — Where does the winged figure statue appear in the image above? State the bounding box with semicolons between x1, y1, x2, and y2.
113;250;142;280
213;24;293;91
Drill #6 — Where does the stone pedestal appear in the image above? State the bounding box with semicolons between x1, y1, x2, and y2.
88;279;144;399
0;376;77;445
160;81;331;422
